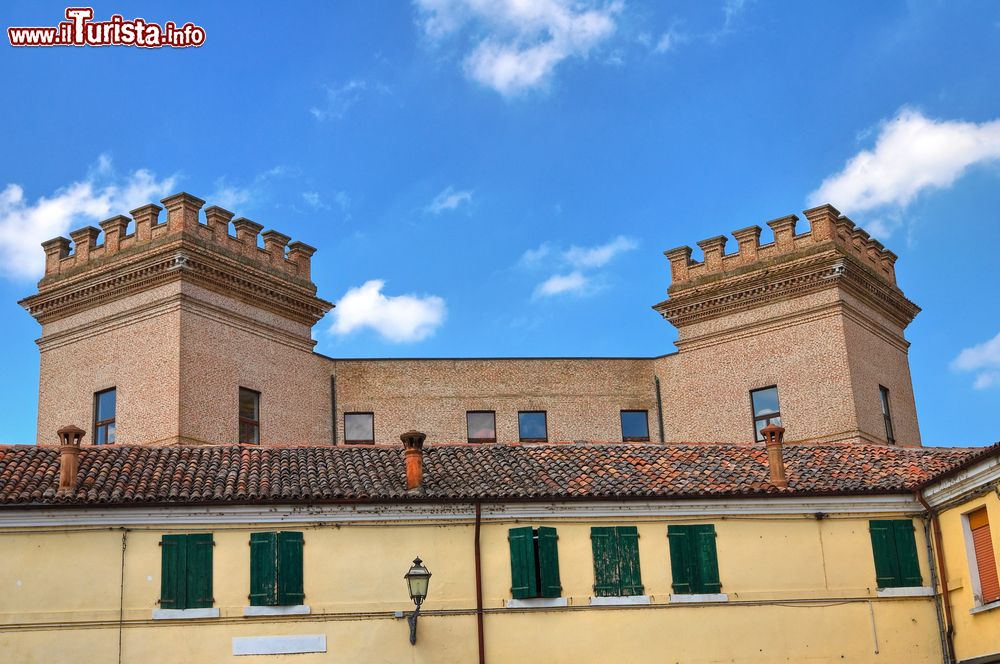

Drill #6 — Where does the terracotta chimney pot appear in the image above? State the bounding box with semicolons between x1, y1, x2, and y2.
400;430;427;492
57;425;86;494
760;423;788;488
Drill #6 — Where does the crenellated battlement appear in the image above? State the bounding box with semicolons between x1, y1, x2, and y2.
40;192;318;283
663;204;898;290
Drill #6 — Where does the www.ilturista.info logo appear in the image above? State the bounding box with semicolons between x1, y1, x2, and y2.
8;7;205;48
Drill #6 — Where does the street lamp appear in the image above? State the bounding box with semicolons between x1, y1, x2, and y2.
404;557;432;645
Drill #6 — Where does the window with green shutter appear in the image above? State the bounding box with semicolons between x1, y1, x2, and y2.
249;531;305;606
668;524;722;595
869;519;922;588
160;533;214;609
508;526;562;599
590;526;644;597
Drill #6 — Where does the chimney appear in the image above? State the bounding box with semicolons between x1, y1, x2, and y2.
760;423;788;488
401;430;427;492
57;425;86;494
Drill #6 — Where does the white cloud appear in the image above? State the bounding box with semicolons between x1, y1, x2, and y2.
414;0;622;96
524;235;636;298
534;271;588;297
330;279;446;343
209;166;289;211
563;235;637;268
426;186;473;214
0;156;177;279
809;109;1000;236
519;242;551;266
212;184;252;210
952;331;1000;390
653;32;676;53
310;80;389;121
302;191;329;210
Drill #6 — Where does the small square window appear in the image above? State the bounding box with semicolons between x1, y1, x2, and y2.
518;411;548;442
239;388;260;444
620;410;649;442
467;411;496;443
750;386;781;442
94;388;116;445
345;412;375;444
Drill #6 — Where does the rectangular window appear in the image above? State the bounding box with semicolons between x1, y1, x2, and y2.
590;526;644;597
518;411;548;442
869;519;922;588
620;410;650;442
668;525;722;594
879;386;895;445
160;533;214;609
344;412;374;444
467;411;496;443
94;388;117;445
250;531;305;606
508;526;561;599
750;386;782;442
239;388;260;444
968;508;1000;605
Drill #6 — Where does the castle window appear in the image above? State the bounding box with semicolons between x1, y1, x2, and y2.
93;388;116;445
591;526;643;597
620;410;649;442
518;411;548;442
750;386;781;442
508;526;562;599
344;412;374;444
239;388;260;444
879;386;895;444
467;411;496;443
160;533;214;610
249;532;305;607
868;520;922;588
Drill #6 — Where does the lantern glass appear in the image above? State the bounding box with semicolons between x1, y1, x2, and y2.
404;557;432;606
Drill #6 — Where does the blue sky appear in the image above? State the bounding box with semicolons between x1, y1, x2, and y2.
1;1;998;446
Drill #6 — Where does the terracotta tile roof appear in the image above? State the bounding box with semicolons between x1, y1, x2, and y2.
0;442;984;508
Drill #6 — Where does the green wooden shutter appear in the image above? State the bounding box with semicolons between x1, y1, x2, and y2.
869;520;902;588
509;526;538;599
668;526;693;594
892;520;922;587
186;533;214;608
277;531;305;605
160;534;186;609
537;527;562;598
591;527;620;597
249;532;278;606
693;524;721;594
616;526;644;596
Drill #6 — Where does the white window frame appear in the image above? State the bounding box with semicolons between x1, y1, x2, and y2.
960;505;998;612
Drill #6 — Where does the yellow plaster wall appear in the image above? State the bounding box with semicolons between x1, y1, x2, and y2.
0;512;945;663
936;490;1000;663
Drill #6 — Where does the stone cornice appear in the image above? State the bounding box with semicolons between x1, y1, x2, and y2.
20;238;332;326
652;249;919;330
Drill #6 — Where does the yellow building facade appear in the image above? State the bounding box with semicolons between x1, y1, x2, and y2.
920;447;1000;663
2;439;997;663
0;499;947;663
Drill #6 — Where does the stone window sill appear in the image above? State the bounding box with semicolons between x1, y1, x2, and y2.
506;597;569;609
669;593;729;603
589;595;650;606
876;586;934;598
152;607;220;620
970;599;1000;615
243;604;311;617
